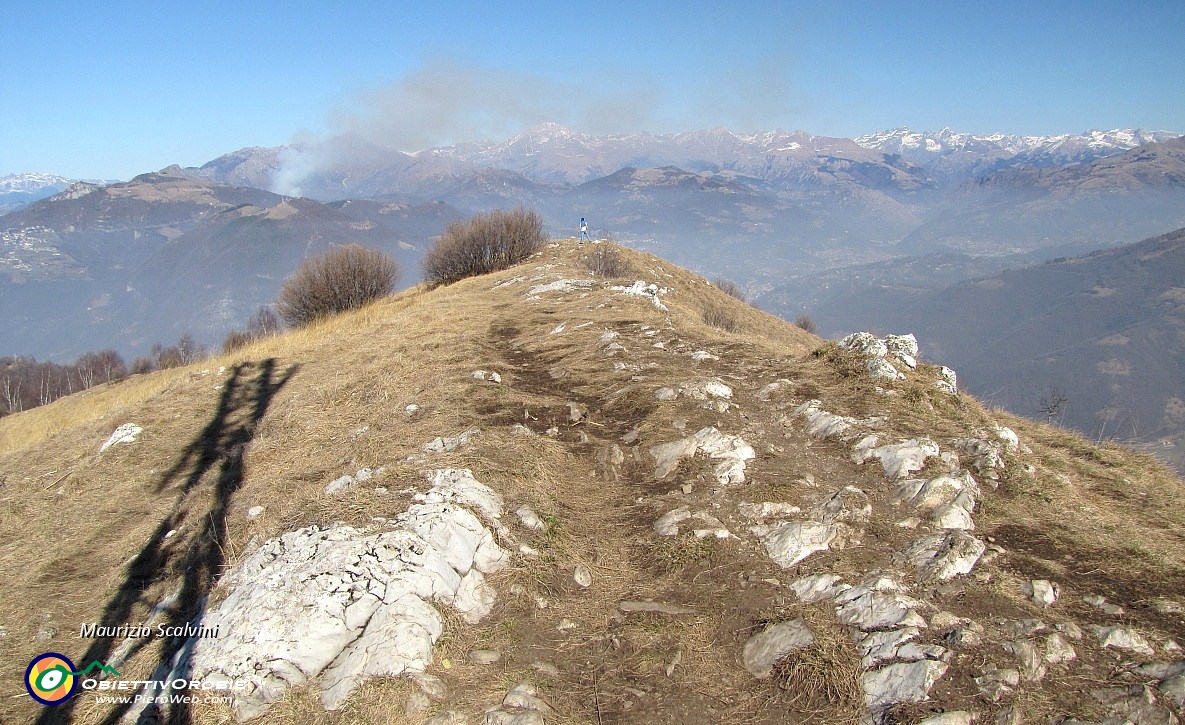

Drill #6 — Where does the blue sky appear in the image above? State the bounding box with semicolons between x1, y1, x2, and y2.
2;0;1182;179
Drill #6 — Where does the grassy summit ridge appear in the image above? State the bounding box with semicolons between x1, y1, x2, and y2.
1;241;1181;724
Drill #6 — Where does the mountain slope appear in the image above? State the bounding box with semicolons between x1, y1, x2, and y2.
904;137;1185;254
793;228;1185;471
2;242;1181;725
0;174;451;360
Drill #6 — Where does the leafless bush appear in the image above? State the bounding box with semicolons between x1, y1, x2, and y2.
276;244;401;327
422;207;546;285
222;330;254;353
713;278;746;302
1039;385;1069;423
247;306;281;337
582;244;634;278
151;342;185;370
703;305;740;332
793;314;818;335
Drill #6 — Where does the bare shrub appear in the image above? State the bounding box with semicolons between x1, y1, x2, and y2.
151;342;185;370
793;314;818;335
1039;385;1070;423
582;244;634;278
177;334;207;364
422;207;546;285
276;244;401;327
713;278;746;302
130;357;154;375
247;306;281;337
222;330;254;354
703;305;740;332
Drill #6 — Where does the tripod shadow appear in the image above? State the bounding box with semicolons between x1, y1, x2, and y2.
37;358;296;725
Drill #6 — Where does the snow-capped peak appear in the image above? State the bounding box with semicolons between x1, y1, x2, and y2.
854;127;1179;158
0;172;73;194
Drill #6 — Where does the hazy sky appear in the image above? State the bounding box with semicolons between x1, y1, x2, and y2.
2;0;1182;179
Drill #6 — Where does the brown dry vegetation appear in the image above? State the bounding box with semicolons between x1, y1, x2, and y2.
1;240;1182;725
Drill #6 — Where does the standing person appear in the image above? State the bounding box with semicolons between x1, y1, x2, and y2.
580;217;591;243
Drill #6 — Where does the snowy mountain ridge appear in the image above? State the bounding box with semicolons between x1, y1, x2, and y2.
854;127;1178;159
0;172;72;194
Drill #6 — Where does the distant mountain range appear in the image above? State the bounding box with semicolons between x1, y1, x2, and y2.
165;124;1181;200
0;174;454;358
3;126;1184;387
155;125;1185;278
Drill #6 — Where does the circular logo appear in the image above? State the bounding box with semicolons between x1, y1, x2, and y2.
25;653;78;706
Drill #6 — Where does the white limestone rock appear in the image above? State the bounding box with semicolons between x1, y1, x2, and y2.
892;470;976;510
742;619;816;678
738;501;803;520
1004;639;1048;682
100;423;142;453
902;530;986;581
789;574;849;603
858;627;922;668
1044;633;1077;664
526;278;593;297
573;563;593;588
975;664;1020;702
610;280;668;310
649;427;754;485
178;469;510;718
472;370;502;383
793;400;861;438
834;576;929;631
993;425;1020;452
424;428;480;453
678;378;733;400
841;332;888;358
885;334;920;369
1025;579;1060;608
654;506;691;536
1094;625;1156;656
816;486;872;523
1161;669;1185;709
1084;594;1126;616
1092;684;1179;725
755;379;791;401
863;659;948;710
867;357;906;381
930;503;976;530
754;520;849;567
853;438;942;480
515;506;546;531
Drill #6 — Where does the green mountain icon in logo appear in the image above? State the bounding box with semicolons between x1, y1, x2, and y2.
69;661;122;677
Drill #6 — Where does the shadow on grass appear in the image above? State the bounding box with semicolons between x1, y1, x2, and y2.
37;358;296;725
